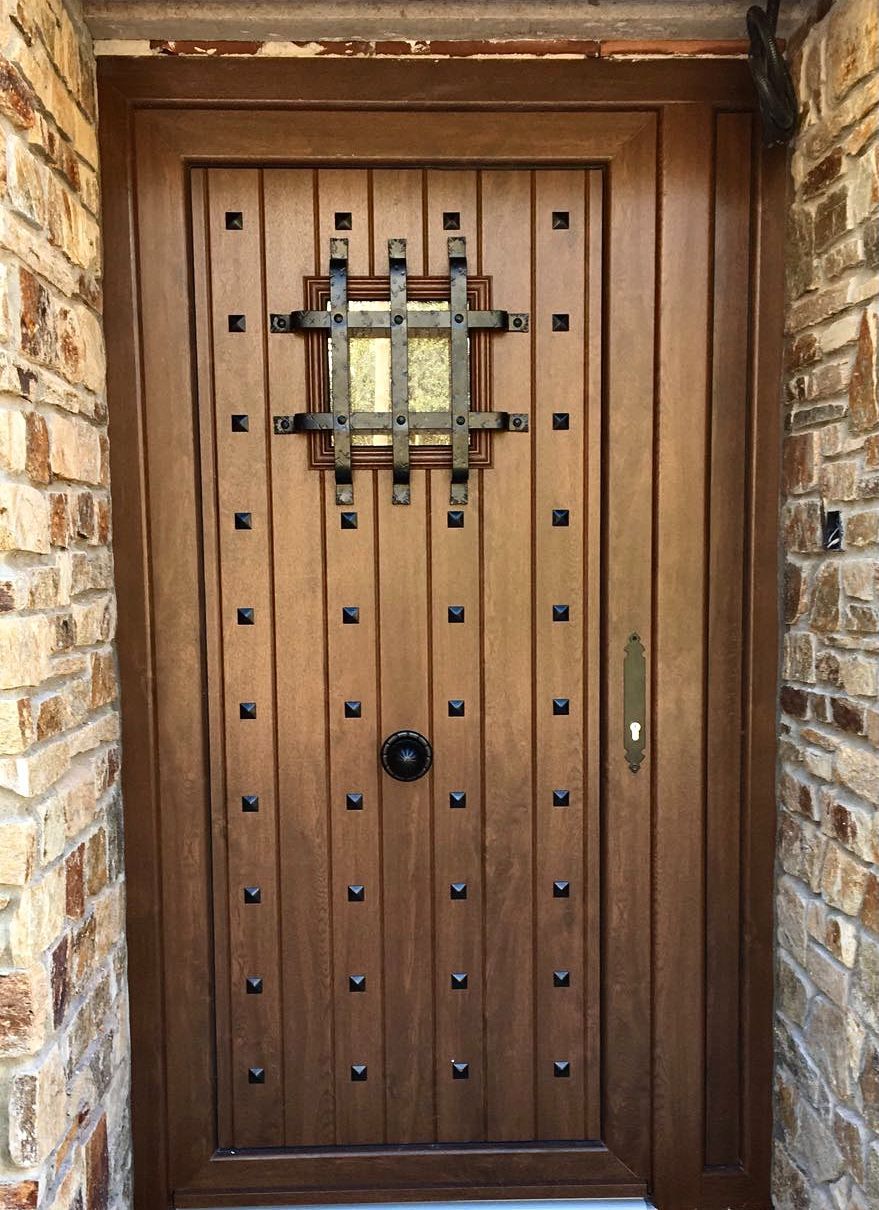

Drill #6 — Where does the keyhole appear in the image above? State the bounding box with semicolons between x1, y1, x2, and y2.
629;721;642;743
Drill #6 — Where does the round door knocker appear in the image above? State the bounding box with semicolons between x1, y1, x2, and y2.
380;730;433;782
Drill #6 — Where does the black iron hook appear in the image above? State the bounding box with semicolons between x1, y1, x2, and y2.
747;0;799;146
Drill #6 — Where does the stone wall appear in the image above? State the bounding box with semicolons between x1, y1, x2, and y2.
775;0;879;1205
0;2;129;1209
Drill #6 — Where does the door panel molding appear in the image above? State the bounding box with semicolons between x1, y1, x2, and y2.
99;57;784;1210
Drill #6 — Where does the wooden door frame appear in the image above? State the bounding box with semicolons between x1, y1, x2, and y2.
98;56;784;1210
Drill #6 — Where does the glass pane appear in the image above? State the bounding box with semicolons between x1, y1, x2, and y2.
328;300;463;447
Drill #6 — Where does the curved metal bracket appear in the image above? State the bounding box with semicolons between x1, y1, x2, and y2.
747;0;798;146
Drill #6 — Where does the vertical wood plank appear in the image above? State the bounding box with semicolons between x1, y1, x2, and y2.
317;171;386;1143
652;105;713;1206
264;168;335;1146
480;170;535;1142
205;168;284;1147
532;170;587;1141
371;174;435;1143
584;168;604;1142
704;112;753;1168
425;170;484;1142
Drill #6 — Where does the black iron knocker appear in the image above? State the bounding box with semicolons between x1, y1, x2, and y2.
747;0;798;146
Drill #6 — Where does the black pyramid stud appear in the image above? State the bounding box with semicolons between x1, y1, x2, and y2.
451;1060;470;1079
449;791;467;809
553;698;570;715
341;511;358;530
342;606;360;625
553;604;570;622
237;607;254;625
248;1066;265;1084
448;699;465;717
243;886;261;904
451;972;468;990
231;413;249;432
447;510;465;528
350;1064;368;1081
228;314;247;332
349;974;366;992
239;701;257;720
234;512;252;529
241;794;259;813
552;413;570;430
346;792;364;811
443;212;461;230
553;880;570;898
553;789;570;807
347;884;365;902
552;211;570;230
344;700;362;718
552;509;570;527
554;1060;571;1078
246;976;264;994
225;211;244;230
553;970;570;988
335;212;353;230
552;314;569;332
450;882;468;900
448;606;465;623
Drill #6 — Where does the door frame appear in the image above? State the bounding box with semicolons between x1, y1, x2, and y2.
98;55;784;1210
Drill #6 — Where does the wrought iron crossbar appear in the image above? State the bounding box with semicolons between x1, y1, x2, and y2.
270;236;529;506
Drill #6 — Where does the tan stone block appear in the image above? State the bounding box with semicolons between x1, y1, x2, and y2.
811;562;842;632
807;940;850;1008
7;862;65;965
849;311;878;433
784;631;817;683
777;952;810;1026
853;932;879;1034
35;791;65;864
783;431;819;494
13;40;97;167
820;459;859;501
0;482;50;554
0;817;37;884
0;56;35;129
7;1044;67;1167
0;696;33;754
0;613;53;688
5;136;47;228
847;511;879;547
837;742;879;803
47;411;102;485
0;964;49;1056
820;841;870;913
827;0;879;102
837;652;877;696
0;408;27;474
0;731;71;797
842;560;876;600
71;594;115;647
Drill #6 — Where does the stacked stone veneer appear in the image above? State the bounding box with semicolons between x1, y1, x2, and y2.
775;0;879;1205
0;1;129;1209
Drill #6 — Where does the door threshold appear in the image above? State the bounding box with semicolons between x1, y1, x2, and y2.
187;1202;654;1210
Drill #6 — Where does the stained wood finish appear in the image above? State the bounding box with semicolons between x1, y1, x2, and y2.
99;58;785;1210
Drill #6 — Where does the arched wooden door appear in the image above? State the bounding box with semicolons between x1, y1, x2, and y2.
100;58;783;1210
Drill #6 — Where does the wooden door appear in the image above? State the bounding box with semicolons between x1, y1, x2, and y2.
100;58;784;1210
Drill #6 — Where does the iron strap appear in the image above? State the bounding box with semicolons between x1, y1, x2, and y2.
329;238;353;505
270;309;529;333
448;236;470;505
274;411;529;433
388;239;411;505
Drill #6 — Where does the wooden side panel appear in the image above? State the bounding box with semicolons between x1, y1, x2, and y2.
204;169;285;1148
479;171;535;1142
424;171;485;1143
602;119;656;1179
264;169;335;1146
532;170;588;1140
652;107;713;1206
704;112;753;1170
